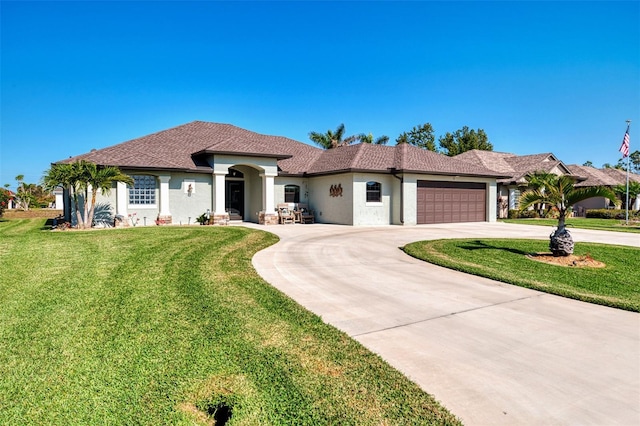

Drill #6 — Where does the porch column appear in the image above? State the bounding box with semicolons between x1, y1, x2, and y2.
158;175;171;217
261;172;276;213
214;172;227;214
116;181;128;216
508;188;517;210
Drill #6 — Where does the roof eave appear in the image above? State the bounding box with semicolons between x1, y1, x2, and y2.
193;149;293;160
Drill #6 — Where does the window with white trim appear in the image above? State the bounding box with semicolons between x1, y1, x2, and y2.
129;175;156;205
366;181;381;202
284;185;300;203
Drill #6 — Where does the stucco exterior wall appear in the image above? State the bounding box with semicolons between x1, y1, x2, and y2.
573;196;614;215
168;173;213;225
403;175;419;226
82;185;118;227
274;177;310;205
308;173;353;225
352;173;393;226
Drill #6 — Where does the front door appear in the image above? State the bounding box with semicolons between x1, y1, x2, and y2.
225;181;244;220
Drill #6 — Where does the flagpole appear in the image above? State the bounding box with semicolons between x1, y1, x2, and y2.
624;120;631;225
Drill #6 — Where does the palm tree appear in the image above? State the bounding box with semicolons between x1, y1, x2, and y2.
519;172;616;256
44;160;132;228
44;162;85;227
308;124;357;149
358;133;390;145
86;165;133;226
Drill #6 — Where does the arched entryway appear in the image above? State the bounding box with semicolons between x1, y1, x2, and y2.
225;168;244;220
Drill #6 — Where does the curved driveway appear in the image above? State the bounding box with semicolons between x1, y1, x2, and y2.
249;222;640;425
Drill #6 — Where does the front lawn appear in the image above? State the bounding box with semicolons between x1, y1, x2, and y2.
403;238;639;312
0;219;460;425
500;217;640;233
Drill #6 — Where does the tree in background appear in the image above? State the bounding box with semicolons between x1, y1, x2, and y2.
13;175;35;210
358;133;389;145
7;175;54;210
613;181;640;211
438;126;493;156
519;172;616;256
395;123;436;151
44;160;132;229
309;124;358;149
582;161;594;167
0;187;10;217
615;150;640;173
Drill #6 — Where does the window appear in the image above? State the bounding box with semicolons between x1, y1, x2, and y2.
129;175;156;205
284;185;300;203
366;181;381;202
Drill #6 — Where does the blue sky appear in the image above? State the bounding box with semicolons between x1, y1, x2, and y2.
2;1;639;190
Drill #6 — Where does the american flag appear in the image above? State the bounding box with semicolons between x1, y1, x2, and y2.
619;129;630;158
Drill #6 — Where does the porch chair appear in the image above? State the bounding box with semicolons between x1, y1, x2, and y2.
296;204;315;224
277;203;295;224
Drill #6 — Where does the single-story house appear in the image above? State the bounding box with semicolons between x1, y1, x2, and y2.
568;164;640;213
56;121;509;226
455;150;576;218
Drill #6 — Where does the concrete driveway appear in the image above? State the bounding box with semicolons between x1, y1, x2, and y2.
249;222;640;425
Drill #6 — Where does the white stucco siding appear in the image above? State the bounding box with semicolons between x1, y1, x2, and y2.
352;173;393;226
402;175;418;226
168;173;213;225
89;183;118;227
308;173;353;225
210;155;278;176
274;177;310;206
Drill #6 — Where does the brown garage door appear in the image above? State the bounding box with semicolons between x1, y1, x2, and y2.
417;181;486;224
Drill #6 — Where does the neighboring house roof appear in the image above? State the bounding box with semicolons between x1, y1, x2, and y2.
566;165;620;187
599;167;640;185
57;121;508;179
455;150;574;184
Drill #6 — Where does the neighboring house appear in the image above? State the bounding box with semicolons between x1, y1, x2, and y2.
50;187;64;209
4;190;17;210
568;165;640;213
455;150;575;218
56;121;508;226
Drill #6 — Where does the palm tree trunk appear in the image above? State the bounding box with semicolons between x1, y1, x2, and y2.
557;210;566;232
88;191;97;228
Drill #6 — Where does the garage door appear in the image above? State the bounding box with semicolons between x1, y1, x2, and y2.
417;181;486;224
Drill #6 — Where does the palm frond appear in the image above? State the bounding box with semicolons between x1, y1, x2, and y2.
374;135;389;145
518;189;550;210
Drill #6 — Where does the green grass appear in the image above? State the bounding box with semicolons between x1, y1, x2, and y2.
403;238;640;312
500;217;640;233
0;219;459;425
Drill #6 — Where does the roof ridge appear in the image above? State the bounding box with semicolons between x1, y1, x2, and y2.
350;143;367;168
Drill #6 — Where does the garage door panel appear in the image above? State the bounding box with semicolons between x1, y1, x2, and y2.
417;181;486;224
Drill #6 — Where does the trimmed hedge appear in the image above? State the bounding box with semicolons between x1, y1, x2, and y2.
508;209;540;219
586;209;640;219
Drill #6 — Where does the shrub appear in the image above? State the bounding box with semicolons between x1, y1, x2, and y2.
508;209;540;219
586;209;640;219
0;188;10;217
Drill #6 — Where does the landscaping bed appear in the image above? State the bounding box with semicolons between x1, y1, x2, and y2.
403;238;639;312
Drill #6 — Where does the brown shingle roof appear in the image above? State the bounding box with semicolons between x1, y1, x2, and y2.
455;150;573;184
566;165;619;187
57;121;507;178
600;167;640;185
59;121;323;173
